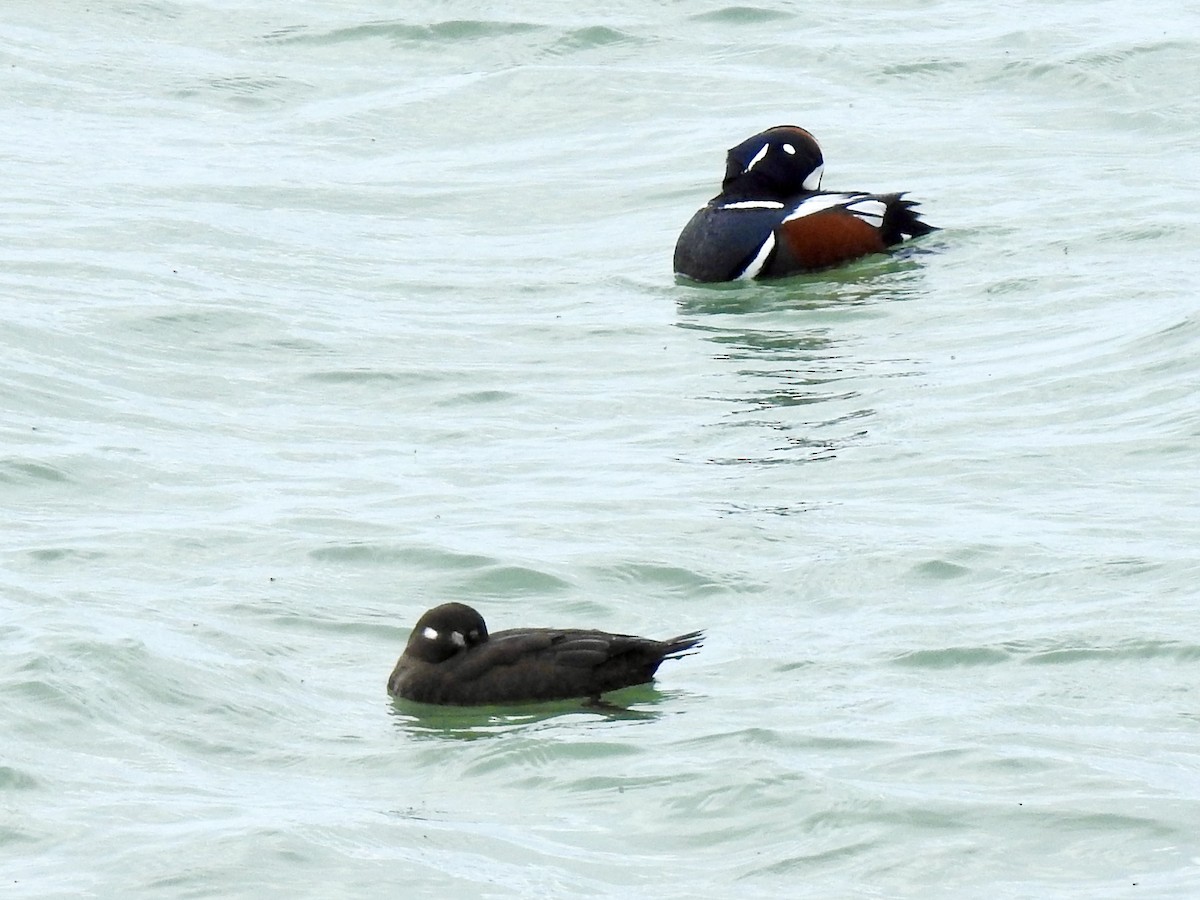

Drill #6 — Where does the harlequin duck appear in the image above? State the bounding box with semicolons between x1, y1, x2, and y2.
387;602;704;706
674;125;935;282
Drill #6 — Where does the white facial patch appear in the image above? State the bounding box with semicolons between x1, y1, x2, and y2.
783;143;796;155
743;143;769;174
450;631;467;648
422;626;439;641
802;163;824;191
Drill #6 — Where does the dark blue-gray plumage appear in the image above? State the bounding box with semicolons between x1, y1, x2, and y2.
674;125;935;281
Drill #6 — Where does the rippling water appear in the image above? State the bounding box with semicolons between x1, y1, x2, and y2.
4;1;1200;897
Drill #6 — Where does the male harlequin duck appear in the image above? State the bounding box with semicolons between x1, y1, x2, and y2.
387;602;704;706
673;125;935;281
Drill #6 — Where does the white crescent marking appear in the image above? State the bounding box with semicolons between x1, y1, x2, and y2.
737;233;776;280
743;143;770;173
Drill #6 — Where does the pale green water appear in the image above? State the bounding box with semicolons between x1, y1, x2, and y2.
3;1;1200;897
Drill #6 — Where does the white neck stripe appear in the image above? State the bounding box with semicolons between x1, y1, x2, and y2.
743;143;770;173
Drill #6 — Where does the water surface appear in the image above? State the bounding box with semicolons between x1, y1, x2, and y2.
3;1;1200;897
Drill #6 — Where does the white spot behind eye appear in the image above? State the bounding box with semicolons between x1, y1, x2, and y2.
743;143;769;174
450;631;467;648
783;143;796;155
422;626;439;641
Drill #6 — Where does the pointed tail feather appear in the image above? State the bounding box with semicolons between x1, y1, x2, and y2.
663;630;704;659
881;193;936;245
